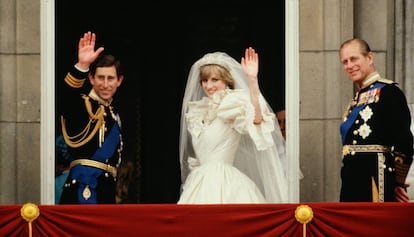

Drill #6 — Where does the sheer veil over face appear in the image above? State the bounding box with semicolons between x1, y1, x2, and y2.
179;52;290;203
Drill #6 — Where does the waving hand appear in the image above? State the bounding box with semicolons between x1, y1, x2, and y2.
76;31;104;70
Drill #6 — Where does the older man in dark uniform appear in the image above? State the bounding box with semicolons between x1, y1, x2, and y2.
59;31;124;204
339;38;413;202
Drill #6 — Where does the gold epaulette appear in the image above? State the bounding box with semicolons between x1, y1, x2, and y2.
64;72;86;88
377;78;394;84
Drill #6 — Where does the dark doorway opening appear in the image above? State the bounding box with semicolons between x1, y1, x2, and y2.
55;1;285;203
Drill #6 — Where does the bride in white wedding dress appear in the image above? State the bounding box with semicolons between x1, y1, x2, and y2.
178;47;289;204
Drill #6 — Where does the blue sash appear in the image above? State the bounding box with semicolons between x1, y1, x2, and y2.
340;83;385;145
69;123;121;204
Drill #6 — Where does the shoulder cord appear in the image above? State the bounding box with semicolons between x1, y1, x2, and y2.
61;95;105;148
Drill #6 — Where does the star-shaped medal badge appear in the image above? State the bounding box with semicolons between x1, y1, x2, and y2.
357;123;372;139
359;106;373;122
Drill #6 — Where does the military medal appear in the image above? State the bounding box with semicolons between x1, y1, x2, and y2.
358;123;372;139
83;185;91;200
356;106;373;139
359;106;373;122
357;88;381;106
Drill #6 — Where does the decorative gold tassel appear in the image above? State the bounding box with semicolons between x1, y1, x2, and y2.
20;203;40;237
295;205;313;237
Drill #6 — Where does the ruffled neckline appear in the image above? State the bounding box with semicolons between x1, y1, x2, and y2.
185;89;236;137
188;89;237;123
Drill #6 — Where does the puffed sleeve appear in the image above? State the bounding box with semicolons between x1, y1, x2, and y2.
216;89;276;150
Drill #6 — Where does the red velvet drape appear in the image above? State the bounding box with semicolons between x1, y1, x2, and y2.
1;202;414;237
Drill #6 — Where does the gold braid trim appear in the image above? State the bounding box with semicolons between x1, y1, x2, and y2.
395;156;411;185
64;72;86;88
61;96;105;148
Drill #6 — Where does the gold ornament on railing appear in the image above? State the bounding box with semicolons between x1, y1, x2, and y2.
20;203;40;237
295;204;313;237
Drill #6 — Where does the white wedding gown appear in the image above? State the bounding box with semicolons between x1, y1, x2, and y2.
178;89;287;204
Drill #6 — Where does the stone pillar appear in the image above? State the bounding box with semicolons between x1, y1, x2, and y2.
0;0;41;204
299;0;354;201
394;0;414;198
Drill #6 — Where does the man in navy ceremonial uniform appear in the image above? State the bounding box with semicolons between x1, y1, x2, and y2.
59;31;124;204
339;38;413;202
